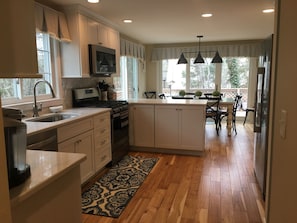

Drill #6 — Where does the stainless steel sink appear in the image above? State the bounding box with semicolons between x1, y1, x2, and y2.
25;113;79;122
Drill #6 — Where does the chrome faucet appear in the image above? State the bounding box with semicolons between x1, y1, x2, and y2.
33;80;56;117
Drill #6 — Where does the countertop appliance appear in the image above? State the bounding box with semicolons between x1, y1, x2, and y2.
72;87;129;165
254;34;273;200
3;108;31;188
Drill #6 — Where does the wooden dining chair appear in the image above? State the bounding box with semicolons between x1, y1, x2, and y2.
220;95;242;135
205;97;221;135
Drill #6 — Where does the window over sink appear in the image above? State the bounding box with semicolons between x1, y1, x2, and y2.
0;32;58;106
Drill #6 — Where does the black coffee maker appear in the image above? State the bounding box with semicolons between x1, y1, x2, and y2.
3;108;30;188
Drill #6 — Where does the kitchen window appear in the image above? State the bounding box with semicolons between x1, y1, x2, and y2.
161;57;251;109
115;56;139;100
0;32;58;106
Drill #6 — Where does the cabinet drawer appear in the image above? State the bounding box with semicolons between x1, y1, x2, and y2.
94;132;110;149
58;118;93;143
94;127;110;138
94;112;110;128
94;144;111;169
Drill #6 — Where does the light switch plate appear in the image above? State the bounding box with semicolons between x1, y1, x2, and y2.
280;109;287;139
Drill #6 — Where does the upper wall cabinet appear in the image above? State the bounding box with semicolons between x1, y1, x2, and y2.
61;9;120;78
0;0;41;78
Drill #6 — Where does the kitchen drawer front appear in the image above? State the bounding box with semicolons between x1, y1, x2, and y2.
94;112;110;128
94;132;110;149
94;127;110;139
94;144;111;170
58;118;93;143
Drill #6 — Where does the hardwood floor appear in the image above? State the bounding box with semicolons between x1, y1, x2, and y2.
82;122;265;223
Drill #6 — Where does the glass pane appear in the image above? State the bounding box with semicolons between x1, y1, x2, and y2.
221;57;249;105
189;58;215;90
162;59;186;96
22;79;41;97
0;79;19;99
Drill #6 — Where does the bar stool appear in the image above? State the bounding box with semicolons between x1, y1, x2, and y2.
243;107;255;125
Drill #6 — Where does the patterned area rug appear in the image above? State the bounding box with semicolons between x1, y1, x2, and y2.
81;155;158;218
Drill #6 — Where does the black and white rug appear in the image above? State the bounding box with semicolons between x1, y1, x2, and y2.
81;155;158;218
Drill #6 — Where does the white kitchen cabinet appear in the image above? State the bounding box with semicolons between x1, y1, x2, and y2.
61;13;89;78
155;105;205;151
87;19;120;76
58;118;94;183
61;10;120;77
93;112;112;171
130;105;155;147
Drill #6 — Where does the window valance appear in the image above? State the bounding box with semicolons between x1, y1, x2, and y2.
151;41;263;61
35;3;71;42
120;38;145;61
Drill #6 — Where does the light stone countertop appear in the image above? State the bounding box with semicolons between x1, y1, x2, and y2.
128;98;208;105
24;107;111;136
9;150;86;207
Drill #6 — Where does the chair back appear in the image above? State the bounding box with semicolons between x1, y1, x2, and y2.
144;91;156;98
158;93;166;99
233;95;242;110
206;97;221;116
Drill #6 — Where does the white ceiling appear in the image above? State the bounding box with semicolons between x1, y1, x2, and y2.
36;0;275;44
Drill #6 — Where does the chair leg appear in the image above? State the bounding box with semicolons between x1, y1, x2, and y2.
243;110;248;125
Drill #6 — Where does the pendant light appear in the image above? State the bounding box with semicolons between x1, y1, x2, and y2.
177;53;188;64
211;51;223;63
177;35;223;64
194;35;205;63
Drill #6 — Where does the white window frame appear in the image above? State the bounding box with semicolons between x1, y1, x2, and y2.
1;33;62;108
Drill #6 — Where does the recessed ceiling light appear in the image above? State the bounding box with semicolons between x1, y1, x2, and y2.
262;8;274;13
123;19;133;23
88;0;99;3
201;13;213;18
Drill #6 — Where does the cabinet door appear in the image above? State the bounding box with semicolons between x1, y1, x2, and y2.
61;13;89;78
75;130;94;183
58;130;94;183
155;105;179;149
87;19;98;45
132;105;155;147
179;106;205;151
97;23;109;46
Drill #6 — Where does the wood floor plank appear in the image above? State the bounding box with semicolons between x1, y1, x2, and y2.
81;123;265;223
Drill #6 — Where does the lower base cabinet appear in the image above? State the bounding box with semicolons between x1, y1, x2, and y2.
129;104;205;152
155;105;205;151
57;112;111;184
58;130;94;183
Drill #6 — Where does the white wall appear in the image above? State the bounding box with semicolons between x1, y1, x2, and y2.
266;0;297;222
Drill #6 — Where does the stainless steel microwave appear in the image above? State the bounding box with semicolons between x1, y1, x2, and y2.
88;44;116;76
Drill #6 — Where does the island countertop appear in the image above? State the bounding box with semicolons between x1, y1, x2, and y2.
128;98;207;106
9;150;86;208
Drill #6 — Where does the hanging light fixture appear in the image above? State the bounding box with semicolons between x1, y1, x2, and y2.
177;35;223;64
194;35;205;63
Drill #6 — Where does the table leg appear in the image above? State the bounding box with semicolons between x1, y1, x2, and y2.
227;104;232;136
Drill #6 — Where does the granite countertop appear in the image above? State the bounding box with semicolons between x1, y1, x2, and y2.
128;98;208;106
9;150;86;207
24;107;111;136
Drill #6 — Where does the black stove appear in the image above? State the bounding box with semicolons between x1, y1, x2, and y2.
72;87;129;165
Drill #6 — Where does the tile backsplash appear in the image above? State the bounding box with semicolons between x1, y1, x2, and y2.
62;77;113;108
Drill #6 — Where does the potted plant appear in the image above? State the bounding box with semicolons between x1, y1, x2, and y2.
194;90;202;97
179;90;186;97
212;90;221;97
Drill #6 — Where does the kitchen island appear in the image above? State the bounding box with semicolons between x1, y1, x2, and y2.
128;98;207;155
10;150;86;223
